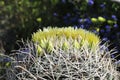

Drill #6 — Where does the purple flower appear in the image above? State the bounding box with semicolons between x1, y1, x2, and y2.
53;13;58;16
111;15;117;21
102;37;108;41
100;29;105;33
113;24;118;28
66;13;71;17
80;24;84;28
62;0;66;3
105;25;110;29
105;25;111;32
88;0;94;6
100;3;105;8
78;19;84;23
78;18;91;24
84;18;92;24
92;30;97;34
73;25;78;29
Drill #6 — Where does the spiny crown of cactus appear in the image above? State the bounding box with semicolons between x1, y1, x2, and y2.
32;27;100;54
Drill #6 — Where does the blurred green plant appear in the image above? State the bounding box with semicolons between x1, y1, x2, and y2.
0;0;59;53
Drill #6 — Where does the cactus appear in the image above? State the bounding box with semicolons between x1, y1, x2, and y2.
2;27;120;80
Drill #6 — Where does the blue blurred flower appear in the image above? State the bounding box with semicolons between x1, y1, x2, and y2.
111;15;117;21
105;25;111;32
61;0;66;3
78;18;92;25
100;29;105;33
66;13;71;17
102;37;108;41
63;13;71;20
100;3;105;8
53;13;58;16
80;24;85;28
92;30;98;34
78;19;84;23
88;0;94;6
73;25;78;29
84;18;92;24
113;24;118;28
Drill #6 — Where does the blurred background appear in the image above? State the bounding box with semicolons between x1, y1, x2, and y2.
0;0;120;60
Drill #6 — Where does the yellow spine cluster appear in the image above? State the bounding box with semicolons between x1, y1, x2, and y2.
32;27;100;55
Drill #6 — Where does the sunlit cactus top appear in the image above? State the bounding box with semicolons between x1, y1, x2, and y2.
32;27;100;54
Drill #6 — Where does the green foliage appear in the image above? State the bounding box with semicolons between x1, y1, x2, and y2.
0;0;59;52
0;0;59;37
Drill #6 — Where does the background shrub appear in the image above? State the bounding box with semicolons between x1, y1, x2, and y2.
0;0;120;60
0;0;59;53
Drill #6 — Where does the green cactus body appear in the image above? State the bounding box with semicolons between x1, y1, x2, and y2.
73;40;80;49
46;41;54;52
36;44;43;56
62;41;69;50
32;27;100;55
7;27;119;80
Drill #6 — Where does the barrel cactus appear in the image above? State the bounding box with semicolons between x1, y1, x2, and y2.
5;27;120;80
